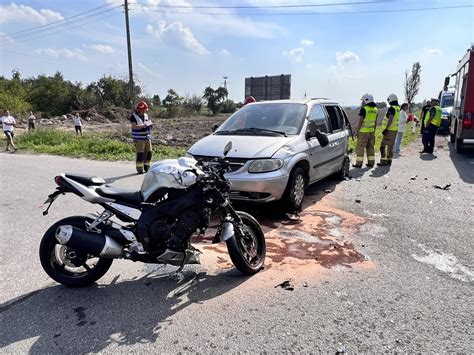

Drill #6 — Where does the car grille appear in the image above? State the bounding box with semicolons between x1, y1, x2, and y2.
192;155;249;172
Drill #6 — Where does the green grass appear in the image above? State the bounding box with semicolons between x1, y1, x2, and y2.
348;121;419;151
11;129;186;160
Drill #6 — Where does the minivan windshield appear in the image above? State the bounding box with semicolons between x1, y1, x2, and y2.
215;103;307;136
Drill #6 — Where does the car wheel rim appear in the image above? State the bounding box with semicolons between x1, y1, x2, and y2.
293;175;305;205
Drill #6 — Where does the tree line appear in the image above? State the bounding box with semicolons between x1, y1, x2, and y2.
0;69;237;118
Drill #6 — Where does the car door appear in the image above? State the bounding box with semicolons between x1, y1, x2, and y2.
307;104;332;181
323;104;349;173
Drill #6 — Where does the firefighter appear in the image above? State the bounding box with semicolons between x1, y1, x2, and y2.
421;98;442;154
130;101;153;174
378;93;400;166
353;93;378;168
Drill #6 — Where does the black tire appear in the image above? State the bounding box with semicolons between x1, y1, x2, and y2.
335;155;350;181
282;167;307;212
450;121;457;143
226;211;266;275
39;216;113;287
455;137;465;154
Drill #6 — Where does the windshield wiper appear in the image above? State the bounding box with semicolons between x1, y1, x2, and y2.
233;127;287;137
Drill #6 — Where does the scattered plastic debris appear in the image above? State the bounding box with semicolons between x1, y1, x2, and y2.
410;175;418;180
355;199;362;203
274;279;294;291
302;281;308;287
433;184;451;190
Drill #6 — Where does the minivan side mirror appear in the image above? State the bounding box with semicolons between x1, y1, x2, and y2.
443;76;450;91
212;123;219;132
314;130;329;147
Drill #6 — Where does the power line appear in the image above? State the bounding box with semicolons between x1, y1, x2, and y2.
0;49;64;65
129;0;397;9
0;6;122;43
130;4;473;16
0;3;119;38
1;12;122;46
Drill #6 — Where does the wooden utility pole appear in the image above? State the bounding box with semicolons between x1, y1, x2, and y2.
124;0;134;109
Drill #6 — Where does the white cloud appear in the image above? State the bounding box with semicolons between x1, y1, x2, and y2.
301;39;314;47
424;48;442;55
220;49;230;56
35;48;86;60
283;47;304;63
336;50;360;65
138;62;161;79
0;3;63;24
90;44;114;54
146;21;209;55
0;32;14;43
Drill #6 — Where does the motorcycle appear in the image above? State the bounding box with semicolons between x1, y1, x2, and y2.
39;142;266;287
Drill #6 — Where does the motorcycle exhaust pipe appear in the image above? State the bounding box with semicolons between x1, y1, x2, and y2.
55;225;123;258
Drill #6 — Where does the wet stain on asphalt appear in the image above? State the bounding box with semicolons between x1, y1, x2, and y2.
192;196;368;271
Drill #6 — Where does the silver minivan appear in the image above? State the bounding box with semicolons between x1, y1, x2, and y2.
187;99;351;211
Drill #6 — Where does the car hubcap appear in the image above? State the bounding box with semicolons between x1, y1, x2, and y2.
293;175;305;205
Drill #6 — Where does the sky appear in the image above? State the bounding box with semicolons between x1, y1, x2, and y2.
0;0;473;106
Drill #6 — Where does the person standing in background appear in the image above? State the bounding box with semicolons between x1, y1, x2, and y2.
378;94;400;166
130;101;153;174
393;103;409;154
420;100;431;133
2;110;18;152
28;111;36;131
73;113;83;136
353;93;378;168
421;98;442;154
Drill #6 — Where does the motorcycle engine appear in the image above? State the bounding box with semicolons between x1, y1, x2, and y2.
148;209;205;252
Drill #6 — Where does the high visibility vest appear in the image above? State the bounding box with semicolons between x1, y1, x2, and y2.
384;105;400;131
359;105;378;133
131;113;151;140
424;106;442;127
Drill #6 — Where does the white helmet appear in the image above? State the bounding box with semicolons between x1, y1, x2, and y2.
387;93;398;103
361;93;374;104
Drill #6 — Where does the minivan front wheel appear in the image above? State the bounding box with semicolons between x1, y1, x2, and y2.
282;167;307;212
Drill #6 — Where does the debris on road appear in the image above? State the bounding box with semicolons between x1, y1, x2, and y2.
325;189;332;193
274;279;294;291
302;281;308;287
355;199;362;203
410;175;418;180
433;184;451;191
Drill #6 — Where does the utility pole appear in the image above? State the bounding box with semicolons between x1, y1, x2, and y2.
124;0;134;109
223;76;228;100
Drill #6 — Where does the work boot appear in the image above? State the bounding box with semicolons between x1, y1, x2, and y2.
352;164;362;168
366;163;374;168
377;161;388;166
136;169;144;174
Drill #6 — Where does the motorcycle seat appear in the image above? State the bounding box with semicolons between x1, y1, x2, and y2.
65;174;105;186
96;186;143;205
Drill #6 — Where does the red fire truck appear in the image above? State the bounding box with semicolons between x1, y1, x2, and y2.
446;45;474;153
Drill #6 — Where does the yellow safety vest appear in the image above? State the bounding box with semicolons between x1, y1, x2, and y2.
359;105;378;133
424;106;442;127
384;105;400;131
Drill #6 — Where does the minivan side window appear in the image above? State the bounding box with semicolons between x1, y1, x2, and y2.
308;105;330;133
324;105;343;132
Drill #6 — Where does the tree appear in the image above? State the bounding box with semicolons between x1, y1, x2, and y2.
404;62;421;108
202;86;228;115
152;94;161;106
162;89;183;117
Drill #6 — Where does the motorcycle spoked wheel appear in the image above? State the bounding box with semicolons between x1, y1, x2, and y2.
225;211;266;275
39;216;113;287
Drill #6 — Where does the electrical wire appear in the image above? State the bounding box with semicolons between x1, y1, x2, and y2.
129;0;397;9
0;5;122;43
0;3;121;38
129;4;473;16
1;12;122;47
0;49;64;65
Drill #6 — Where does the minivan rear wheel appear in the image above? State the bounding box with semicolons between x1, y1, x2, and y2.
282;167;307;212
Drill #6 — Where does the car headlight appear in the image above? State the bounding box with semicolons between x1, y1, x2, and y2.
248;159;284;173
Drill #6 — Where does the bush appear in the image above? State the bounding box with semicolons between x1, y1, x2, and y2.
221;99;237;114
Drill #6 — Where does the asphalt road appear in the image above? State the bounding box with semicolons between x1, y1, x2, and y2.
0;137;473;353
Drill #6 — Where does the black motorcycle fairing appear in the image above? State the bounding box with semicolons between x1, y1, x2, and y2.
145;187;188;204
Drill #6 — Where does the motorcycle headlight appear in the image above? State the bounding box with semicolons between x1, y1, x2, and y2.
248;159;284;173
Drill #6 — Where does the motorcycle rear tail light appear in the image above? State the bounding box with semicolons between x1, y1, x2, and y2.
54;176;63;186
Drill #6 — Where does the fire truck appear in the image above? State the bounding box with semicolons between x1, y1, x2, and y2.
446;45;474;153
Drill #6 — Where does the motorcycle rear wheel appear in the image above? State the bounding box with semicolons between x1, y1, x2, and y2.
39;216;113;287
226;211;265;275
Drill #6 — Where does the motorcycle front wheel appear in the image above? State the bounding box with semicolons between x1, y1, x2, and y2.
39;216;113;287
226;211;265;275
